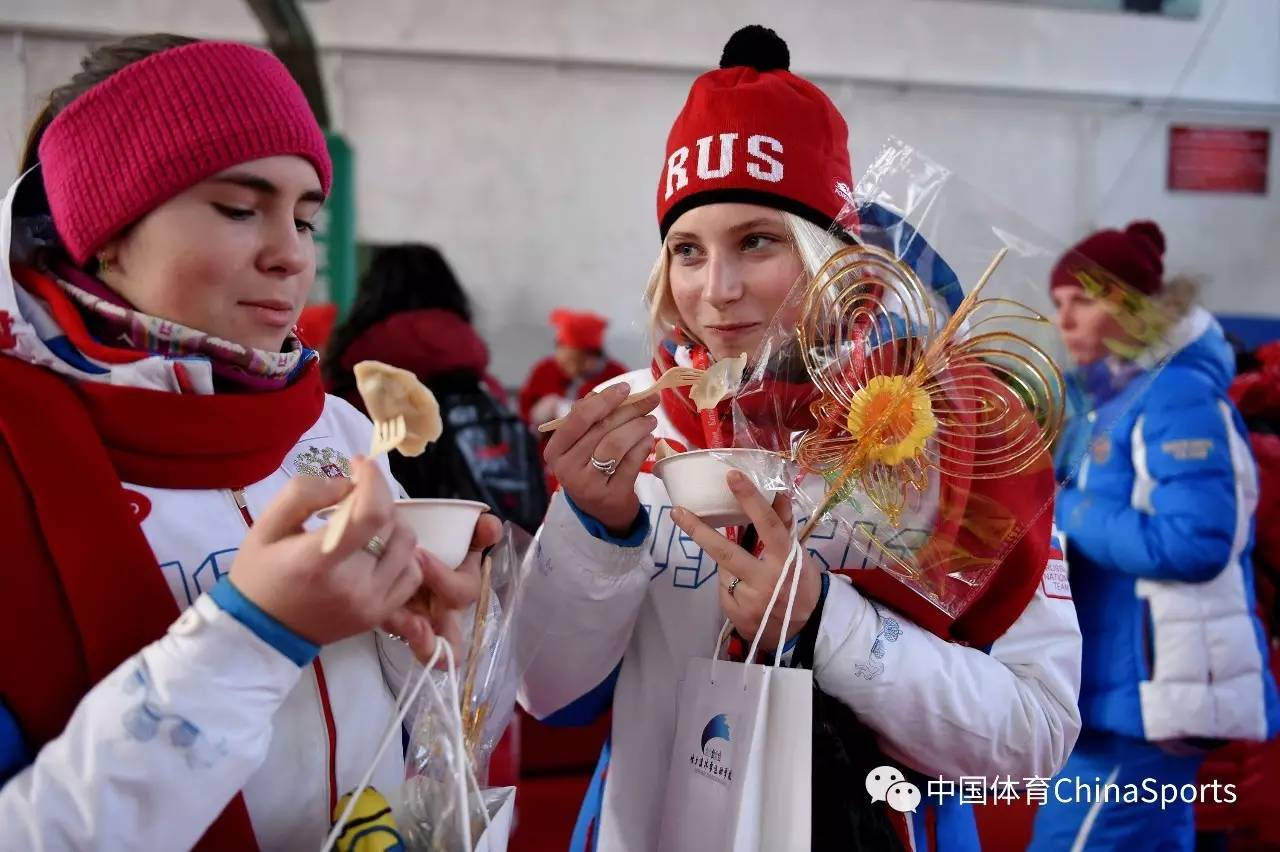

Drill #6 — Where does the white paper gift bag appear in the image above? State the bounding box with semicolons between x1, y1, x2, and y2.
472;786;515;852
657;540;813;852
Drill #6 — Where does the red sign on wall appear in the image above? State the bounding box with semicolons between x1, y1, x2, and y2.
1168;126;1270;195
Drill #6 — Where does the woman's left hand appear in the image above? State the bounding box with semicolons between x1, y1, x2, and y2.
671;470;821;652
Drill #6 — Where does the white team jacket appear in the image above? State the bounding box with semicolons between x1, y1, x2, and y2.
517;368;1083;852
0;400;417;852
0;172;417;850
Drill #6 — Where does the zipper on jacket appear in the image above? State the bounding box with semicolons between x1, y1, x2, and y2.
1076;410;1099;491
231;488;254;527
228;483;339;808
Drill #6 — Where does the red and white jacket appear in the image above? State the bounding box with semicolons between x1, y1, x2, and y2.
0;173;417;851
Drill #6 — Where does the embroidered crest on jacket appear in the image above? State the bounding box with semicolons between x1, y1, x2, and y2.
293;445;352;479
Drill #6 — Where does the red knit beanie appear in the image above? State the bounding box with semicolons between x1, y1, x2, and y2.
38;41;332;265
1050;220;1166;296
551;309;608;351
656;26;853;239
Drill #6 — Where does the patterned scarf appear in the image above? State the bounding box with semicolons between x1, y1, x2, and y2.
50;260;315;391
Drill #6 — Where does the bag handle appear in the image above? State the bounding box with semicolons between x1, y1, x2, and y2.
709;536;807;686
321;638;491;851
749;537;807;670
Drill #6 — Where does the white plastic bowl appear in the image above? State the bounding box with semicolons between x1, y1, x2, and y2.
651;448;786;528
394;498;489;568
319;498;488;569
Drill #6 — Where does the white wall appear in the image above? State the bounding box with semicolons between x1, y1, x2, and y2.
6;0;1276;102
1;0;1277;383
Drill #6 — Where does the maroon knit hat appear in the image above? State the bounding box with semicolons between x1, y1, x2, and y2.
1050;220;1166;296
38;41;332;265
657;26;853;239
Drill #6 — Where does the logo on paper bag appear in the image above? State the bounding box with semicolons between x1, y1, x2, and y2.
700;714;732;754
690;713;735;784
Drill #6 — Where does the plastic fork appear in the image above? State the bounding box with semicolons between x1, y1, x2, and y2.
321;414;407;554
369;415;407;456
537;366;704;433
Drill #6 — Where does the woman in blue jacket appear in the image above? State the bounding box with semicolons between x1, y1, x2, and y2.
1031;221;1279;851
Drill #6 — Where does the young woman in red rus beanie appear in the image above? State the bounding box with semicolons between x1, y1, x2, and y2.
0;35;495;849
1030;223;1279;851
517;25;1081;852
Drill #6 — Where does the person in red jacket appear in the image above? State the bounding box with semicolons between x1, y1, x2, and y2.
1231;340;1280;587
519;309;628;430
1194;339;1280;851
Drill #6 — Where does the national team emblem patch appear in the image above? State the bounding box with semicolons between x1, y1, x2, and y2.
293;445;352;479
1091;434;1111;465
1042;534;1072;600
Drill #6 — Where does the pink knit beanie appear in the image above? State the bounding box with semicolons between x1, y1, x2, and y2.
38;41;332;265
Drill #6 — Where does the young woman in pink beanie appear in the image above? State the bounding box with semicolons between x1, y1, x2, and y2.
0;35;494;849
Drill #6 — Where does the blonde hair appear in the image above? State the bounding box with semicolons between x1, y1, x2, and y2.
644;212;845;350
1157;274;1202;320
1094;272;1203;360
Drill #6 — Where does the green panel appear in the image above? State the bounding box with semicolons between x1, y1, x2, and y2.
313;132;357;315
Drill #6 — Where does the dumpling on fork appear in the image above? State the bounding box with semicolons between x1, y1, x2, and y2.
690;352;749;412
353;361;442;457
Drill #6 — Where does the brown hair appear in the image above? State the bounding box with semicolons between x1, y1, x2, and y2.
20;33;198;173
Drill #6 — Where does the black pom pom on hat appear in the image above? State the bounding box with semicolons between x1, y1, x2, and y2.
719;25;790;72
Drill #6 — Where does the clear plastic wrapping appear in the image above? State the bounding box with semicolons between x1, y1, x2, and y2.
730;139;1184;620
393;523;536;851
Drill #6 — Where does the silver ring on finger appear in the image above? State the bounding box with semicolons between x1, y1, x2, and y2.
363;534;387;560
590;456;619;478
726;576;742;597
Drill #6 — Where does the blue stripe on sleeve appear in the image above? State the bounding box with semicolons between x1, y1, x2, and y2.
0;700;30;785
564;492;650;548
208;578;320;667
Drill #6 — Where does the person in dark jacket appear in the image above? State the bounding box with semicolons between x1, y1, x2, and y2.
325;244;548;531
325;244;503;405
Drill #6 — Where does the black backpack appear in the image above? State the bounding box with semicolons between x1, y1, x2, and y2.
389;370;550;534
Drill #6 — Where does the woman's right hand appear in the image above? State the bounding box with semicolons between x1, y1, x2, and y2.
230;457;424;647
545;382;659;535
